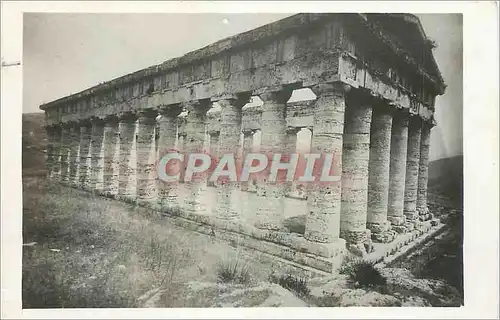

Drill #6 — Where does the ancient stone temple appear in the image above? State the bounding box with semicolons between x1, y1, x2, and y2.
41;13;445;274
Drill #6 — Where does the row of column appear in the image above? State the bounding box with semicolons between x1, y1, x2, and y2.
45;82;433;256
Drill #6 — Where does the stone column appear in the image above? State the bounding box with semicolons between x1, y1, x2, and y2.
387;110;410;232
207;131;220;187
254;88;292;230
177;133;187;183
367;104;395;242
78;121;92;190
215;95;249;221
118;113;138;200
340;94;373;255
177;133;185;152
45;125;56;179
51;126;63;180
240;129;254;192
403;116;422;224
253;129;265;195
60;124;71;183
102;115;120;197
68;123;80;186
90;118;105;192
304;83;346;245
284;127;299;154
417;121;432;220
284;127;299;196
209;132;220;159
157;106;182;210
136;109;158;205
183;100;211;214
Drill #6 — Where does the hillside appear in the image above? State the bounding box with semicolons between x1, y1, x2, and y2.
22;112;47;176
428;155;463;207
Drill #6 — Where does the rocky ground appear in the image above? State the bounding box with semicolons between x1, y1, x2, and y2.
22;176;463;308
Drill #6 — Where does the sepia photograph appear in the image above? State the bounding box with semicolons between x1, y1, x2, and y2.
1;1;499;319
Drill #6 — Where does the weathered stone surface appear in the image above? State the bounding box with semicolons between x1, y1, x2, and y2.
208;132;220;161
52;126;63;180
78;123;92;189
68;124;80;186
157;106;182;209
387;110;409;227
304;83;345;243
240;129;255;192
215;96;248;220
102;116;120;197
417;123;431;216
367;104;393;239
255;89;292;230
138;282;309;308
334;288;400;307
340;94;372;251
118;114;137;200
183;100;211;214
136;110;158;204
372;229;398;243
403;117;422;222
90;119;105;191
206;131;219;188
284;127;299;196
59;124;71;183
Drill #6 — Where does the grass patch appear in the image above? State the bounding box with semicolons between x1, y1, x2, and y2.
339;257;387;291
269;273;311;298
22;177;197;308
216;259;251;285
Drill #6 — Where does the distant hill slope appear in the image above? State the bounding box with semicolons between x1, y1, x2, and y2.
22;112;47;176
428;155;463;207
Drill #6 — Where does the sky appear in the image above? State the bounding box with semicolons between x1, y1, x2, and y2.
23;13;463;161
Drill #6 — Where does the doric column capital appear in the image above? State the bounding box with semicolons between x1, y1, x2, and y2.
137;108;158;120
89;116;106;126
208;130;220;137
241;129;255;137
77;118;92;128
62;121;78;129
159;104;182;118
213;92;252;108
286;126;301;134
118;111;138;122
182;99;211;114
310;82;351;97
104;114;120;124
257;90;292;104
